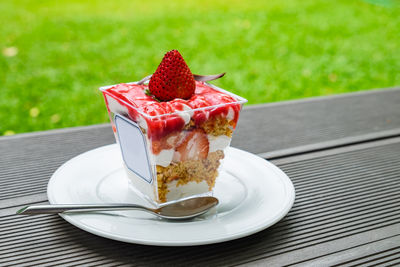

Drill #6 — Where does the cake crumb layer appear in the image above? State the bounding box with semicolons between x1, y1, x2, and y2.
156;150;224;203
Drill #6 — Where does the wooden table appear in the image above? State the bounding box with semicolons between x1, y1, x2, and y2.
1;88;400;266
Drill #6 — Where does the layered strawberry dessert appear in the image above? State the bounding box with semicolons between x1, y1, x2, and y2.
101;50;246;204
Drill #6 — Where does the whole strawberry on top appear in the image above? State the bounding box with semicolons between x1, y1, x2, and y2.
148;50;196;101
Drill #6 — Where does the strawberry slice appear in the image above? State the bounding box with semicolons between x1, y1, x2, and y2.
149;50;196;101
151;131;185;154
176;129;209;161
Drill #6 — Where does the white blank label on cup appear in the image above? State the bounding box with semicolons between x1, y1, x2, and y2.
114;114;152;183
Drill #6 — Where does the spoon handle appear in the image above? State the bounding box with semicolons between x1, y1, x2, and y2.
17;204;147;215
136;73;225;85
193;73;225;82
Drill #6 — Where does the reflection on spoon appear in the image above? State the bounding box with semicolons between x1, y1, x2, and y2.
16;196;219;220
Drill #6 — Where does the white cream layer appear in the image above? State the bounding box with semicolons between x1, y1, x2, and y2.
208;134;231;153
107;95;149;130
153;135;231;167
176;104;193;125
227;107;235;121
106;95;129;116
154;149;174;167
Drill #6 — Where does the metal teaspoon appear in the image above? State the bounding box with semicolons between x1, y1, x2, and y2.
16;196;219;220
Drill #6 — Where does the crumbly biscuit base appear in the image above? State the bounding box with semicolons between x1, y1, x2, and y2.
156;150;224;203
200;116;234;137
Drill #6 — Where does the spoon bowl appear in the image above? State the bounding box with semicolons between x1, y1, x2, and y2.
16;196;219;220
155;196;218;219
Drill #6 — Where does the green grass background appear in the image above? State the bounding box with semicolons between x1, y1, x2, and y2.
1;0;399;135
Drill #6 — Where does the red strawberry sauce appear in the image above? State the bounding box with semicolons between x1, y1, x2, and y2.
103;81;241;141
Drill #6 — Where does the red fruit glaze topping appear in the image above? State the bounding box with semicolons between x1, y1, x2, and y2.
103;81;241;141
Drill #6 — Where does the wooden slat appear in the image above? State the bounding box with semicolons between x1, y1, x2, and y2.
282;235;400;267
0;126;115;206
232;87;400;158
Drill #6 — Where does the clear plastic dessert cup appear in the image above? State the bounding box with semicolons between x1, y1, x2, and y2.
100;80;247;206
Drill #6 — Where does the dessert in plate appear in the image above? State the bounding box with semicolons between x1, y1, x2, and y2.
100;50;246;205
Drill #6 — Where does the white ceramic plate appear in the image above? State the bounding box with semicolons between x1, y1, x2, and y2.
47;144;295;246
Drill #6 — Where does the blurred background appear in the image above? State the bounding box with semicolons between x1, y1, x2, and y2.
1;0;399;136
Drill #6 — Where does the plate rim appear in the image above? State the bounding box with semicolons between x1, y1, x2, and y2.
47;144;295;246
